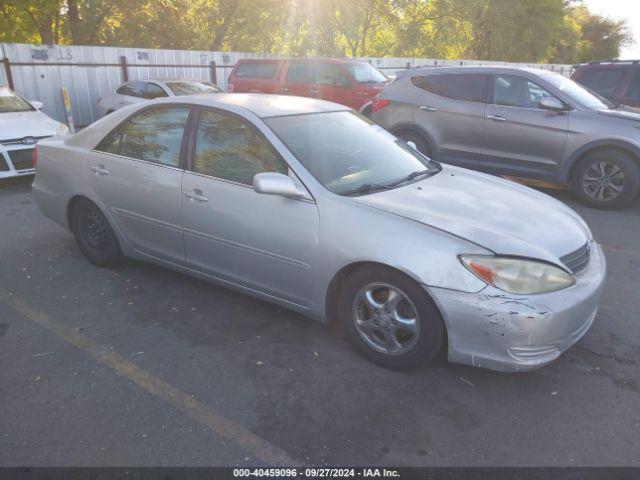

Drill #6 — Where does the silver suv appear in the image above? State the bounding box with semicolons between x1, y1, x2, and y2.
371;66;640;209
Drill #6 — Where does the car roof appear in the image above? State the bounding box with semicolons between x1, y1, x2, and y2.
146;93;350;118
406;66;560;77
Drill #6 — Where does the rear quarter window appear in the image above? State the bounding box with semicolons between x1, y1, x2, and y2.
235;62;279;78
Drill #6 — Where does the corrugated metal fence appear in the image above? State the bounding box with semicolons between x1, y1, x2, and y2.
0;43;575;126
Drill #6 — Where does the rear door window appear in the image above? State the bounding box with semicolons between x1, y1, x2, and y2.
96;107;190;167
145;83;169;99
411;74;489;103
286;63;315;83
235;62;279;78
579;68;626;100
116;82;147;98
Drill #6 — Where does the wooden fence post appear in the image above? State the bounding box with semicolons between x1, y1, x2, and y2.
209;60;217;85
120;56;129;82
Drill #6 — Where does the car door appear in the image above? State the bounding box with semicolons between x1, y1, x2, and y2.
280;61;316;97
181;108;319;307
314;62;353;107
483;74;568;179
89;105;191;264
409;73;488;164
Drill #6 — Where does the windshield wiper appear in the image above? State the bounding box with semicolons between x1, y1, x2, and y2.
385;169;433;188
339;182;394;196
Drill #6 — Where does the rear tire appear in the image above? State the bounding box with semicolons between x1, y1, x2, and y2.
571;150;640;210
70;199;124;267
395;130;431;157
338;265;445;370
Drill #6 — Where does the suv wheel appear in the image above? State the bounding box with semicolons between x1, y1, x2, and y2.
70;199;124;267
571;150;640;210
338;265;445;370
396;130;431;157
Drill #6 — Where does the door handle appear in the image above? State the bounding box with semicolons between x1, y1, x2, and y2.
355;92;369;97
309;88;318;95
486;114;507;122
280;87;289;93
420;106;437;112
185;189;209;203
91;164;109;176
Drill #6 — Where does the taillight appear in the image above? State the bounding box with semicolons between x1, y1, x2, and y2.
227;83;234;93
32;146;38;168
370;98;389;114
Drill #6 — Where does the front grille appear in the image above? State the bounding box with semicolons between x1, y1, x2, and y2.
560;242;590;274
7;148;35;170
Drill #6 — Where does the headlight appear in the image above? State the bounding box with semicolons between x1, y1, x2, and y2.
460;255;574;294
56;123;70;136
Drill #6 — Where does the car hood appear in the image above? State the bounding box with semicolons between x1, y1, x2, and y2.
353;165;590;265
597;108;640;123
0;111;61;141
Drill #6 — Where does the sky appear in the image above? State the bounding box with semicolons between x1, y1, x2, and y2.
583;0;640;59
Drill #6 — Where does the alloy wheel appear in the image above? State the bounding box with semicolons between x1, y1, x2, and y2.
352;282;420;355
582;161;625;201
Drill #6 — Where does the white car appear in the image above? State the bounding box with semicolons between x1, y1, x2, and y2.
0;86;69;179
97;79;222;114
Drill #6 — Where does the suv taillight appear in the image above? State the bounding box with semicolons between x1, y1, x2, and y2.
370;98;389;114
32;146;38;168
227;83;234;93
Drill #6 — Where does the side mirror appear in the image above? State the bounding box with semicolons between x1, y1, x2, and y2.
31;100;44;110
539;97;566;112
253;172;304;199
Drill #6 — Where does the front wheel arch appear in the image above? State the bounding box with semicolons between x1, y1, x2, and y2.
567;145;640;181
325;261;445;334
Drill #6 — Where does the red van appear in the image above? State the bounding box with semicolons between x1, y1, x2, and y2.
227;58;389;114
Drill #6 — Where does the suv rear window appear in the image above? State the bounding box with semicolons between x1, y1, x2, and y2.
578;68;626;100
235;62;278;78
411;74;488;103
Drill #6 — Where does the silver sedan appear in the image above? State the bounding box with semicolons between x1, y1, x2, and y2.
32;94;606;372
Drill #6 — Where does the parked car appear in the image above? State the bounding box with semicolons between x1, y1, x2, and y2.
572;60;640;108
0;86;69;179
32;93;605;372
227;59;388;114
372;66;640;210
98;79;221;114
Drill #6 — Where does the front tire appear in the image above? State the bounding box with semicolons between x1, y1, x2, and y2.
70;199;124;267
571;150;640;210
338;265;445;370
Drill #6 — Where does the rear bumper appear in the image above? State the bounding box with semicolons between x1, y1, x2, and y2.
427;241;606;372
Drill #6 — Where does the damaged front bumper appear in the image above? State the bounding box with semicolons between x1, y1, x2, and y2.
427;241;606;372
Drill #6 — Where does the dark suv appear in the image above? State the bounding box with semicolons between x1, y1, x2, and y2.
572;60;640;108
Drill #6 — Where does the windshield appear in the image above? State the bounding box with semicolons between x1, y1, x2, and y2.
0;87;35;113
540;72;611;110
265;111;438;195
346;63;388;83
165;81;221;96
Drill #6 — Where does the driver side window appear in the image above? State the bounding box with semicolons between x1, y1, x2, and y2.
193;109;287;185
493;75;556;109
